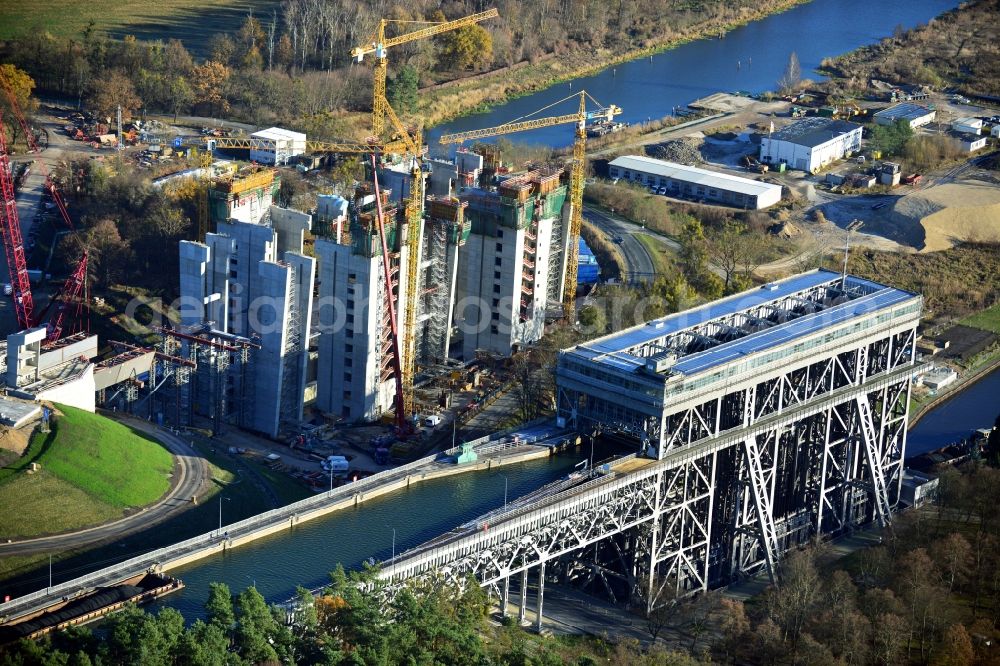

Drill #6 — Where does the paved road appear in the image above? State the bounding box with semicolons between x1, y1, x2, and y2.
0;418;210;556
582;206;658;282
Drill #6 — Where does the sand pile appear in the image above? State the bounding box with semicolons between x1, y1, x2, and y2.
892;182;1000;251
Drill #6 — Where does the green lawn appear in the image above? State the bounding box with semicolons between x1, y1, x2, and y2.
0;405;174;538
961;302;1000;334
0;470;120;539
634;233;674;276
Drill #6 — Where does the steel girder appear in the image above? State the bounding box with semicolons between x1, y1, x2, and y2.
384;350;919;611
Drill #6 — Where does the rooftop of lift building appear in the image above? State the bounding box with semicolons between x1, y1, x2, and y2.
561;269;922;381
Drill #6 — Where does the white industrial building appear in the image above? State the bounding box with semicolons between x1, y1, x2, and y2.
2;330;98;412
873;103;936;129
608;155;783;210
760;118;863;172
179;205;315;437
952;117;983;135
249;127;307;165
951;132;987;153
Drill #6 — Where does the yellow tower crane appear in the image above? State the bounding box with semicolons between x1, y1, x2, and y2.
351;9;498;426
350;8;499;139
438;91;622;315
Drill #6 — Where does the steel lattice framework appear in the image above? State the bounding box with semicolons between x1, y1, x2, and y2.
379;272;922;622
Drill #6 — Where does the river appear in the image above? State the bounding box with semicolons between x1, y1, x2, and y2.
150;450;589;620
427;0;959;149
907;368;1000;458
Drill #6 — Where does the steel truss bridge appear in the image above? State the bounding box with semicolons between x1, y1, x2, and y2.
380;274;922;625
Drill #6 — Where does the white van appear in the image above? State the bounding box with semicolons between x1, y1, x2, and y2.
423;414;442;427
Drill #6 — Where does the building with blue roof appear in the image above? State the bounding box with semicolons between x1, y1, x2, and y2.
556;269;922;463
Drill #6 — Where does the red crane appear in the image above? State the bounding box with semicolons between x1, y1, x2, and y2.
37;251;88;340
0;116;34;330
369;153;409;434
0;68;86;338
0;71;73;232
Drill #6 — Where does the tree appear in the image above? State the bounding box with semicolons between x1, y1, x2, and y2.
715;598;750;663
173;620;230;666
234;586;280;664
388;64;419;114
872;613;907;666
706;221;743;289
868;118;914;157
88;69;141;121
276;34;294;74
205;582;235;633
678;216;724;299
578;304;607;336
0;63;39;148
778;51;802;93
438;24;493;70
193;61;231;116
930;532;972;592
933;624;974;666
208;34;237;66
166;76;194;122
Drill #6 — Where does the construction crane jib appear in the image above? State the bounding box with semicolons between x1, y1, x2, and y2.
351;9;499;138
437;91;622;315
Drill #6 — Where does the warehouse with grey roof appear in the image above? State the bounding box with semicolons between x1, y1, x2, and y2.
608;155;782;210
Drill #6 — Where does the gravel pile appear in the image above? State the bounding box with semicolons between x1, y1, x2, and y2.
645;138;702;165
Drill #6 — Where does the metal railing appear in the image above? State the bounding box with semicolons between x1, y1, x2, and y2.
0;421;554;621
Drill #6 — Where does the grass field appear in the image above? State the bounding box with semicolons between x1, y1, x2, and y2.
0;405;173;538
0;0;276;57
961;303;1000;334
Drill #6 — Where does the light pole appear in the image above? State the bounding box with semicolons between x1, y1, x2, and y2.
503;476;508;508
391;527;396;562
218;496;230;536
48;554;52;592
842;219;864;285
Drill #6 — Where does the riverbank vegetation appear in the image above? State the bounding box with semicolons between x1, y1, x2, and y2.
818;0;1000;98
0;568;704;665
0;0;808;138
0;406;172;540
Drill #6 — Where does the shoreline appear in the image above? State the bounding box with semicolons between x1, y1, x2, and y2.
418;0;811;128
909;354;1000;430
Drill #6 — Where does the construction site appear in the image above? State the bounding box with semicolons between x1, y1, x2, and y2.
0;9;623;458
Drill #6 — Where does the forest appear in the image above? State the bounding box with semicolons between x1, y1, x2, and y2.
0;0;804;137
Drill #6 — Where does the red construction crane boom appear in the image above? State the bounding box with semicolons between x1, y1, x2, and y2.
0;68;86;339
44;251;87;340
0;69;73;232
0;115;34;330
369;153;408;433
